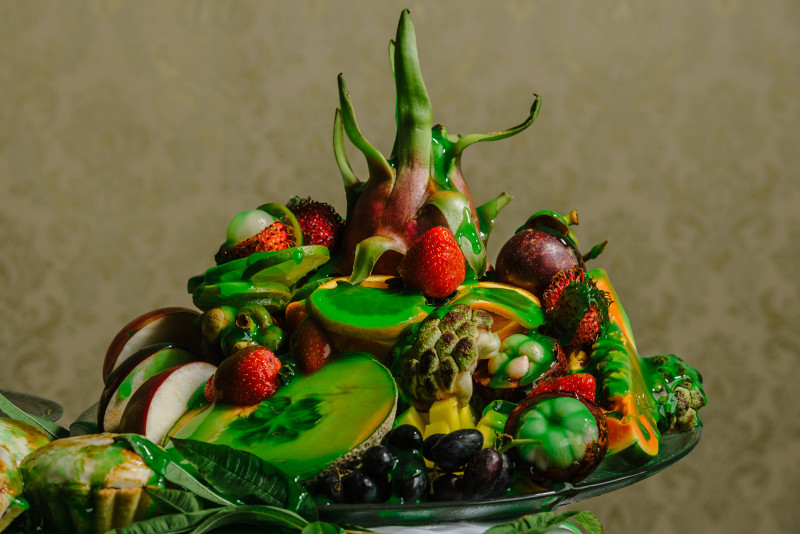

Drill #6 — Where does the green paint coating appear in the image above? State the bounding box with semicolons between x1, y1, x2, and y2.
310;282;433;330
515;396;599;470
170;354;397;481
19;435;163;505
487;332;558;388
452;285;545;329
117;347;195;400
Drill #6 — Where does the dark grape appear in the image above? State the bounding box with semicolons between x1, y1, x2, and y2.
486;452;514;498
310;472;346;504
382;424;424;452
430;429;484;472
462;448;503;500
342;469;379;504
361;445;397;478
393;468;429;503
422;433;445;462
431;473;465;501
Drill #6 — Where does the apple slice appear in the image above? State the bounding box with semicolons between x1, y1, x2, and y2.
103;307;201;383
118;361;216;445
97;343;198;432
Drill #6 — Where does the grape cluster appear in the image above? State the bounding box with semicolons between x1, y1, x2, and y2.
310;425;514;504
310;425;428;505
424;428;514;501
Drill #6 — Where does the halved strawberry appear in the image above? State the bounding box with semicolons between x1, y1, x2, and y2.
215;220;295;264
292;318;334;374
529;373;596;403
287;196;344;251
210;345;282;405
397;226;466;300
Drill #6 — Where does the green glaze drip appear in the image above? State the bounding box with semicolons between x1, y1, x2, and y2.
456;205;483;256
452;285;545;329
429;125;457;191
310;281;433;330
515;396;599;470
117;347;194;400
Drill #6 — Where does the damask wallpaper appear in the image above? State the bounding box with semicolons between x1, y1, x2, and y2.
1;1;798;532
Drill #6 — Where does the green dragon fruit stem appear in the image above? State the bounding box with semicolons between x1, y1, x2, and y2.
393;9;433;172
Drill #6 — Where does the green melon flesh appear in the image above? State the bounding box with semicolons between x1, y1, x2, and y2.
167;353;397;481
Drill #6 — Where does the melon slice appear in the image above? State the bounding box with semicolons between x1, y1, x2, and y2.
167;353;397;481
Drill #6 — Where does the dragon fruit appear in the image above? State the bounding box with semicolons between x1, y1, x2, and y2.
334;10;541;283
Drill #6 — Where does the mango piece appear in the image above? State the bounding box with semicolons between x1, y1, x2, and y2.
423;420;450;439
428;398;460;431
395;406;426;434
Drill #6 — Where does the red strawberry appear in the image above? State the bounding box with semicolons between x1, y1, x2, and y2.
529;373;596;403
397;226;466;299
287;196;344;250
203;376;215;403
215;220;295;264
292;319;334;374
210;345;282;405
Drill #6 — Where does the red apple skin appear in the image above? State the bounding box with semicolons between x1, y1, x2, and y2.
495;229;585;299
103;307;201;382
97;343;197;432
118;361;215;444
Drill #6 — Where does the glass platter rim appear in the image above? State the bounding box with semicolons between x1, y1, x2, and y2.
0;389;64;422
317;423;703;527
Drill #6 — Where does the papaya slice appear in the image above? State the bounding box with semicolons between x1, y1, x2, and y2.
587;269;660;464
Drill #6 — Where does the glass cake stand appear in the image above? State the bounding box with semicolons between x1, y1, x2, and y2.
318;423;702;527
0;390;64;422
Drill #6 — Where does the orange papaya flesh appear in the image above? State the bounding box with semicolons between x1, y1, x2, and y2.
586;269;660;463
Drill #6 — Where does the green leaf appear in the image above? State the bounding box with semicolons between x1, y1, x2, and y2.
187;505;309;534
483;510;603;534
171;438;317;521
0;391;69;440
348;235;404;284
108;509;219;534
145;487;203;514
453;94;541;157
113;434;234;508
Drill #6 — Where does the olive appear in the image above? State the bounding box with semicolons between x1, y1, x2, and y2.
430;429;484;472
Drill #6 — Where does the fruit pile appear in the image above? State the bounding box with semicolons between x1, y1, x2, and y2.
0;10;706;534
90;9;705;504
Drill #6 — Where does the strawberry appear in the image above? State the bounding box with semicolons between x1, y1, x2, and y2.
210;345;282;405
287;196;344;250
215;220;295;264
542;267;610;350
529;373;596;403
203;376;215;403
292;319;334;374
397;226;466;300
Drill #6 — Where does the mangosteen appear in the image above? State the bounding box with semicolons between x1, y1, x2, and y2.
495;228;585;299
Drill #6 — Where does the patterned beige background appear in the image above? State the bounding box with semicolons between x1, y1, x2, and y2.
1;1;798;532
